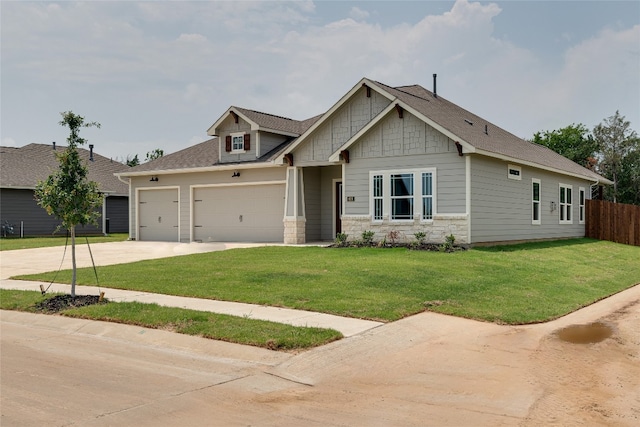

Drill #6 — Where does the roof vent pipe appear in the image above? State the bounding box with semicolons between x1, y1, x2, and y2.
89;144;94;161
484;124;488;135
433;74;437;98
52;141;56;150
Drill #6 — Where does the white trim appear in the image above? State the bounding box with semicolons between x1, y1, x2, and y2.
559;183;573;225
192;180;286;189
532;178;541;225
508;164;522;180
116;161;281;178
230;132;246;153
368;167;437;223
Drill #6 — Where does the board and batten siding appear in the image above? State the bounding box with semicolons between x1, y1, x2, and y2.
129;167;286;242
469;155;592;243
344;110;466;216
294;86;390;166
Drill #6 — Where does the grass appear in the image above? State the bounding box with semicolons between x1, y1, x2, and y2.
14;238;640;324
0;233;129;251
0;289;342;350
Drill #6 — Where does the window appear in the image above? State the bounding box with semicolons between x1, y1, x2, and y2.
422;172;433;220
225;133;250;153
559;184;573;224
532;179;541;225
579;187;585;224
373;175;383;221
370;169;436;222
232;134;245;151
508;164;522;180
390;173;413;220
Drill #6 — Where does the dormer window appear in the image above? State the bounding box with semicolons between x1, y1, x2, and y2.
225;132;251;153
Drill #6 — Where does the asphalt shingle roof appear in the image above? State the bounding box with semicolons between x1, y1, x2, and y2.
375;81;607;183
0;143;130;194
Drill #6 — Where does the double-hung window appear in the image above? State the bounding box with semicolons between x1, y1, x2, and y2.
390;173;414;220
559;184;573;224
532;178;541;225
370;169;436;222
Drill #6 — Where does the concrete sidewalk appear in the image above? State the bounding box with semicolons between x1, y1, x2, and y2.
0;241;382;337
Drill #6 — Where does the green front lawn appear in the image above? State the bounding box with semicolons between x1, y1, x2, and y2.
0;290;342;350
0;233;129;251
15;238;640;324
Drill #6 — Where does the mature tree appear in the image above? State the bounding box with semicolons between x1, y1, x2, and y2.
145;148;164;162
532;124;598;167
615;148;640;205
593;111;639;202
35;112;102;297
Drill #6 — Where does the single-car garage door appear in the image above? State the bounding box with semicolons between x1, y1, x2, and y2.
193;184;284;242
138;188;179;241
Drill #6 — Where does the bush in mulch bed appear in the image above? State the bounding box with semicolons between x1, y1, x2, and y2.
330;231;467;253
36;294;108;313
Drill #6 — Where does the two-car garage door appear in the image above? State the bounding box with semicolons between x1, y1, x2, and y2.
193;184;284;243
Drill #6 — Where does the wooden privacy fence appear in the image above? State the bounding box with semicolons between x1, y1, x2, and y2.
585;199;640;246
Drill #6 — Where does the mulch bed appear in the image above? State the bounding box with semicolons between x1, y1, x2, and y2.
36;294;107;313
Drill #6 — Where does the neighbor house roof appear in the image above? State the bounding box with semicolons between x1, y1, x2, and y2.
0;143;130;195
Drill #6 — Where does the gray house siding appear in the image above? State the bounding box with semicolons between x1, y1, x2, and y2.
0;188;112;236
217;115;256;163
302;168;321;241
295;86;390;166
319;165;342;240
469;155;591;243
260;131;290;156
105;196;128;233
344;110;465;216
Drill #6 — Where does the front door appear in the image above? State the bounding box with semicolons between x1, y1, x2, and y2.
335;181;342;236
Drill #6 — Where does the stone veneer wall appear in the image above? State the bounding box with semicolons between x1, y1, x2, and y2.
284;218;306;244
341;215;468;244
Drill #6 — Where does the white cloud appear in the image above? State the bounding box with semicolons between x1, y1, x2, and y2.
350;7;370;21
177;33;207;43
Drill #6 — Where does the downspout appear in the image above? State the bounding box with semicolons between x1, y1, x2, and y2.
102;193;108;236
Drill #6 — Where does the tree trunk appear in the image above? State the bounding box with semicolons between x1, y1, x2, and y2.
70;226;76;298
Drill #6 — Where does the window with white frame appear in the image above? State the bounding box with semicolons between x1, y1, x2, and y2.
373;174;383;221
231;133;245;152
370;169;436;222
532;178;541;225
579;187;585;224
422;172;434;220
559;184;573;224
508;164;522;180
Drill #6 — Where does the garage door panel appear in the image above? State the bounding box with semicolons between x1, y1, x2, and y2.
193;185;284;243
139;189;179;242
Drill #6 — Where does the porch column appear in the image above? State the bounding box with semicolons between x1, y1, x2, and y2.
283;167;306;244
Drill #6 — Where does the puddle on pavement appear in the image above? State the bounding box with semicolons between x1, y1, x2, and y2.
556;322;613;344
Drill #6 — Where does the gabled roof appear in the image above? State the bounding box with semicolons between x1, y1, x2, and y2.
207;106;321;137
0;143;130;195
285;77;609;184
120;109;322;176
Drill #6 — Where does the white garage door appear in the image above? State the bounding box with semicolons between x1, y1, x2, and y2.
193;184;284;242
138;188;179;242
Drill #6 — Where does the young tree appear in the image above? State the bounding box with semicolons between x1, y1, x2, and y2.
593;111;639;202
532;124;598;167
35;111;103;297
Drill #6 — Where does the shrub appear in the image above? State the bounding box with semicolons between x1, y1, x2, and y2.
361;230;375;245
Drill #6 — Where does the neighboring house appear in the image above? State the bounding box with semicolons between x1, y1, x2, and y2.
116;77;611;245
0;143;130;236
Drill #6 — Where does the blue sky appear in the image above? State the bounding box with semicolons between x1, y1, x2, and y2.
2;0;638;162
